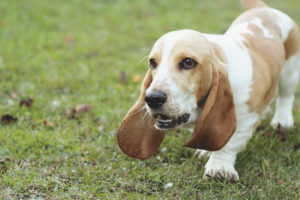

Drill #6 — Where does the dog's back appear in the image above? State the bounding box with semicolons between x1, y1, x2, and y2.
236;0;300;59
240;0;267;10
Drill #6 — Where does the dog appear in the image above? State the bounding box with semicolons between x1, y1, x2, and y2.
117;0;300;181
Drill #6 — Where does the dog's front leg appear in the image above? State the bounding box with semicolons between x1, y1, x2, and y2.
203;146;240;182
203;125;255;182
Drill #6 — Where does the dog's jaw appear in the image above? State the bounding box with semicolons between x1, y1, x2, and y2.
146;105;201;131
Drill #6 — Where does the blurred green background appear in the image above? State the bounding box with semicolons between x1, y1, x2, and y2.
0;0;299;199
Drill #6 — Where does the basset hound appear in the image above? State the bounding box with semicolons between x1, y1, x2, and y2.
117;0;300;181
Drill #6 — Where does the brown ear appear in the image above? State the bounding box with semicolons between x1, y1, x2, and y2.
117;70;165;160
184;63;236;151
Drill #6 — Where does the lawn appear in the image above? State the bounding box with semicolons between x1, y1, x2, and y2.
0;0;299;199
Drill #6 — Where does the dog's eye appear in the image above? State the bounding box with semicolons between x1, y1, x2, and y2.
180;58;197;70
149;58;157;69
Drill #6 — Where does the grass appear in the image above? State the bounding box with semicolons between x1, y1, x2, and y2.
0;0;300;199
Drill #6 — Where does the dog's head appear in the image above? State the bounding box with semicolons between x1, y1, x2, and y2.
145;30;214;130
117;30;236;159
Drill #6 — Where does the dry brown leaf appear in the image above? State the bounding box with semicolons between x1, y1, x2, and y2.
76;104;91;114
44;120;54;127
20;98;34;108
65;34;72;44
1;114;18;124
132;74;142;83
66;104;92;119
277;123;287;142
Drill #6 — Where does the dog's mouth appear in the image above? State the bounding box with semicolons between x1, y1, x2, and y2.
154;113;190;130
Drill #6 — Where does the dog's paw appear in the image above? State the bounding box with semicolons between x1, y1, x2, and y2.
203;159;239;182
194;149;211;159
271;114;294;128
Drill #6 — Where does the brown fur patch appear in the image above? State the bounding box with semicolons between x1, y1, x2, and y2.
284;24;300;59
243;31;285;112
230;8;283;39
229;8;290;112
246;49;278;112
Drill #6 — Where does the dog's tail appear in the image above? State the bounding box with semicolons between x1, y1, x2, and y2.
240;0;268;10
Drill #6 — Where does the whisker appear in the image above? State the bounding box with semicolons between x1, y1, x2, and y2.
141;108;148;125
137;55;149;66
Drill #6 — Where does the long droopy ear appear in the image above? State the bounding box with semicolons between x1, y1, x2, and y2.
117;70;165;160
184;62;236;151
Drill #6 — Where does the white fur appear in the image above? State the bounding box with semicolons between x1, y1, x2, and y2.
250;17;274;38
194;149;211;159
269;8;294;42
226;22;253;43
272;54;300;127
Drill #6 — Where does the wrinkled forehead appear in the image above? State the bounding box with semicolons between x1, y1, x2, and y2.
149;30;211;61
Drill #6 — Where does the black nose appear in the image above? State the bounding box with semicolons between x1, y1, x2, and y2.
145;91;167;109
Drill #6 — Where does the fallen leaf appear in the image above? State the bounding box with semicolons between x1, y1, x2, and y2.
277;123;287;142
44;120;54;127
76;104;91;114
65;104;92;119
20;98;34;108
132;74;142;83
1;114;18;124
120;71;127;84
65;34;72;44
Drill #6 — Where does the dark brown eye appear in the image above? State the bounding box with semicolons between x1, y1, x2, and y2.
149;58;157;69
180;58;197;70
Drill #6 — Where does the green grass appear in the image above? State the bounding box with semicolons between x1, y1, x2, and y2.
0;0;300;199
